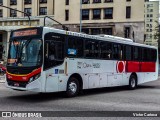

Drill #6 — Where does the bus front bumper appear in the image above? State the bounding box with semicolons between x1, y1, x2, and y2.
5;79;41;92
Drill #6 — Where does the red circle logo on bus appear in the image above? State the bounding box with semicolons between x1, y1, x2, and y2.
116;61;125;73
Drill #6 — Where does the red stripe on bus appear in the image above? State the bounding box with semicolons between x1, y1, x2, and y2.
126;62;155;72
141;62;155;72
126;61;140;72
7;67;42;82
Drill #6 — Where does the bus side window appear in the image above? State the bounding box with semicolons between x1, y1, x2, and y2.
124;45;132;61
84;40;99;59
100;42;112;59
133;47;140;61
68;37;83;57
142;48;150;61
150;49;157;62
84;40;92;58
112;44;123;60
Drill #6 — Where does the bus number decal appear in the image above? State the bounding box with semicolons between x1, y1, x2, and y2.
77;62;92;69
93;63;100;68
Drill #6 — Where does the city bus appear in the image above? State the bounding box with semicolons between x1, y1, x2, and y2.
5;27;158;97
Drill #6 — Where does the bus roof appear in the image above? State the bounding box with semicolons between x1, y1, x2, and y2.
42;27;157;49
13;26;157;49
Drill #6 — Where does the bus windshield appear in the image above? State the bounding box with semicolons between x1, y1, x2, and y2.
7;38;42;67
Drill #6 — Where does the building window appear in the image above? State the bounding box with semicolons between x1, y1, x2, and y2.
150;24;152;28
93;9;101;19
65;10;69;21
10;0;17;5
150;14;153;17
39;7;47;15
24;8;31;16
124;27;130;38
93;0;101;3
0;9;2;17
39;0;47;3
104;0;113;3
82;0;90;4
82;28;89;34
24;0;31;4
0;0;3;5
0;34;2;42
82;9;89;20
66;0;69;5
150;9;153;12
126;0;131;1
91;28;101;35
104;8;113;19
10;9;17;17
126;6;131;18
103;28;112;35
0;45;3;59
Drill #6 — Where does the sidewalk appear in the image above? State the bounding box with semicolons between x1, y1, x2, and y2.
0;75;5;83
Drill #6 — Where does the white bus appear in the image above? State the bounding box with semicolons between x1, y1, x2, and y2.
5;27;158;97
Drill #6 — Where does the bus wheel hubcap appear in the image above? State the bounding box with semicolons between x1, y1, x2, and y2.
68;82;77;94
131;78;136;88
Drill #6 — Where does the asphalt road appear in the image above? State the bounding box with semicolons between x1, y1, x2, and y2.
0;78;160;120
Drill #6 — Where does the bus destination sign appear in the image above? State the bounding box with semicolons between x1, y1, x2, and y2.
13;29;38;37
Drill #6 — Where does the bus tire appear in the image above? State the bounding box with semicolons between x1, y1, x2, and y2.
128;75;137;90
66;77;79;97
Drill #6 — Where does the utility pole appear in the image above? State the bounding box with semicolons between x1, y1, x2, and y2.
80;0;82;33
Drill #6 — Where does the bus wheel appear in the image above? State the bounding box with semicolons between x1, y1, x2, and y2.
128;75;137;90
66;77;79;97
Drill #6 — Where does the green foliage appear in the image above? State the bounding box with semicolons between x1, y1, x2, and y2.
154;21;160;47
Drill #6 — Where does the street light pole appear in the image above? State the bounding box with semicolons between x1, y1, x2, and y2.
0;4;31;26
80;0;82;33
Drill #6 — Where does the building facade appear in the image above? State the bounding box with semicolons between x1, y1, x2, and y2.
0;0;54;61
144;1;159;46
54;0;145;43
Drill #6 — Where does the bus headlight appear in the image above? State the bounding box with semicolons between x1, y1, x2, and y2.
29;74;41;83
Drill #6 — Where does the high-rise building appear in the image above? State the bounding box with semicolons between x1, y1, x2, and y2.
144;1;159;46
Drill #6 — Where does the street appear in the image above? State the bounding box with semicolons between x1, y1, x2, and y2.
2;80;160;111
0;77;160;119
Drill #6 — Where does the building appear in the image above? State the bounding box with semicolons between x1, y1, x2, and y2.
0;0;54;61
54;0;145;43
144;0;159;46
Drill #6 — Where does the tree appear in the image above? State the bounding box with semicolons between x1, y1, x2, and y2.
154;21;160;47
154;21;160;63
